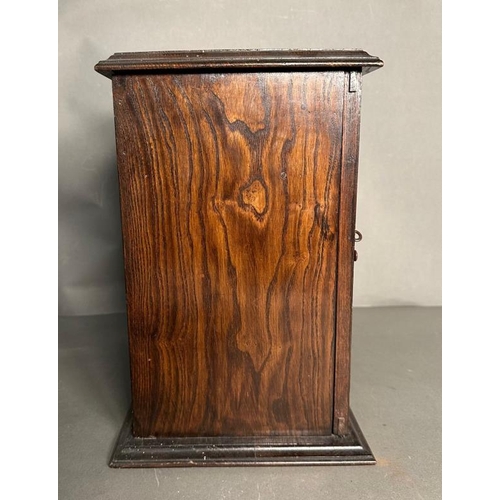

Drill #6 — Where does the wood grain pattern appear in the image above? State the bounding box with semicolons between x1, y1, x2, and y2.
112;71;346;437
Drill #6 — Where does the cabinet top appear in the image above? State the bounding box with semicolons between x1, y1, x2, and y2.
95;49;383;79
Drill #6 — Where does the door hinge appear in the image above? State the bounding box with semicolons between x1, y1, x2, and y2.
349;71;361;93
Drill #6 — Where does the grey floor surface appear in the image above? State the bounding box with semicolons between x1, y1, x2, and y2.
59;307;441;500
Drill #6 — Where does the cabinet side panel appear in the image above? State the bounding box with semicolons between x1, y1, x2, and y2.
334;72;362;435
112;72;344;437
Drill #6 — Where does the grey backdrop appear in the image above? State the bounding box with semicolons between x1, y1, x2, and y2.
59;0;441;316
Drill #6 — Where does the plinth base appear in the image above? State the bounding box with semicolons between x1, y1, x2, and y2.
109;409;375;467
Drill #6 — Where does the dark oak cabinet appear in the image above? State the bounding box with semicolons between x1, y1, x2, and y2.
95;49;383;467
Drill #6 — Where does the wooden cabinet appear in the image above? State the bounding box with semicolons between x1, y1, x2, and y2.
95;49;383;467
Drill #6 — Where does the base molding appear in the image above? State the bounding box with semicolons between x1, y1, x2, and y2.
109;409;375;467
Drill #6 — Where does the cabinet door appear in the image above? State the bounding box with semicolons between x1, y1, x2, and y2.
113;71;345;437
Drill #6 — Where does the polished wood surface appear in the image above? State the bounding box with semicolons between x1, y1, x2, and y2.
109;409;375;467
95;49;384;78
97;48;384;466
334;72;363;435
113;72;346;437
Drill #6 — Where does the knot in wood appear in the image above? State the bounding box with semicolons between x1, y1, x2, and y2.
241;179;267;215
